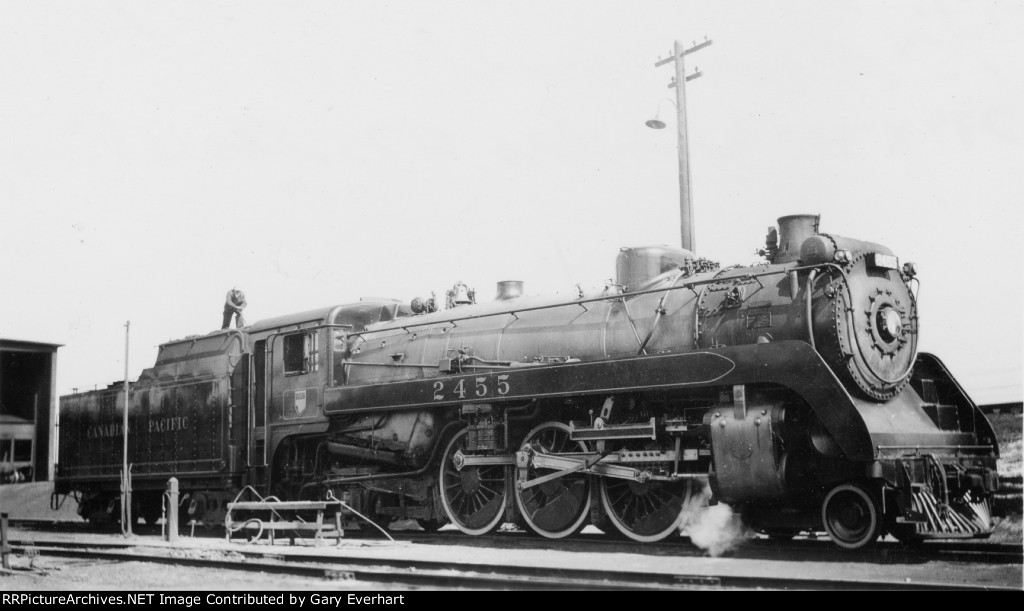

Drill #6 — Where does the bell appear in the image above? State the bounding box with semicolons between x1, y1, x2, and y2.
453;282;471;305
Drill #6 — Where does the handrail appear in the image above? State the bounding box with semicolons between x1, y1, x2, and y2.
344;263;838;339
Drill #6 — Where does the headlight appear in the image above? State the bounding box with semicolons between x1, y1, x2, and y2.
876;307;903;342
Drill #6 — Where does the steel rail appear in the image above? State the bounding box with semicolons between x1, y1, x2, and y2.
389;530;1024;567
9;528;1023;566
7;540;1017;591
7;523;1023;563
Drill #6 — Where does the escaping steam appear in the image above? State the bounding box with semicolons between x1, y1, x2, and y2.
678;482;749;556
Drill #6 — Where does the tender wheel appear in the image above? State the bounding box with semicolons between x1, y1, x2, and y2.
438;428;509;535
137;496;163;526
600;478;689;542
82;495;120;526
822;483;882;550
514;421;592;539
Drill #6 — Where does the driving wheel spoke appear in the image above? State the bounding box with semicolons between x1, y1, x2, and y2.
600;477;688;542
438;428;509;535
514;421;592;539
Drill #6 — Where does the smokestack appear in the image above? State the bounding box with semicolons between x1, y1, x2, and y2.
775;214;820;264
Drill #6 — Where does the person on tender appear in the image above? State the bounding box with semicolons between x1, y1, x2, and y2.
222;287;247;329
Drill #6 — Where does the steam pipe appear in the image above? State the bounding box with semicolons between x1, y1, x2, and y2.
325;442;413;466
805;269;818;351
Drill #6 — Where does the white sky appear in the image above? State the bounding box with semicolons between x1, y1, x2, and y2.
1;1;1021;404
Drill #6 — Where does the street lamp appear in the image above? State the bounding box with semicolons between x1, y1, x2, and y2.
645;98;675;130
649;38;712;254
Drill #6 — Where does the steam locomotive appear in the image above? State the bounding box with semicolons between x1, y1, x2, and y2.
54;214;999;549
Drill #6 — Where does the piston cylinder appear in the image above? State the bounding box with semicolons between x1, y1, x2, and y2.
707;394;787;503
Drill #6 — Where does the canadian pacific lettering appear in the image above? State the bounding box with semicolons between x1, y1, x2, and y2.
148;415;189;433
86;416;189;439
86;423;122;439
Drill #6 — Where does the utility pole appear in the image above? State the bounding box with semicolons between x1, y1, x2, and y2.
121;321;132;536
654;38;712;253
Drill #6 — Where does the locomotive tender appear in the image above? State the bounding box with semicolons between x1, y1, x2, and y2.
54;214;999;549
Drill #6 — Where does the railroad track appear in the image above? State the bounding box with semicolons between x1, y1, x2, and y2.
4;536;1020;591
8;517;1022;565
401;528;1024;563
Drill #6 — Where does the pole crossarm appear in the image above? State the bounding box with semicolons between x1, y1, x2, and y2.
653;39;713;67
668;70;703;88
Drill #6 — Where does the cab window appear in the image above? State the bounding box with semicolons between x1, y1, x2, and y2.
283;332;318;375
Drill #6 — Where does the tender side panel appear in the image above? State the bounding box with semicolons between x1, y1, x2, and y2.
57;380;230;482
56;332;248;489
57;390;120;484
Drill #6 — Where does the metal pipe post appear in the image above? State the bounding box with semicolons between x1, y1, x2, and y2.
166;477;179;543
